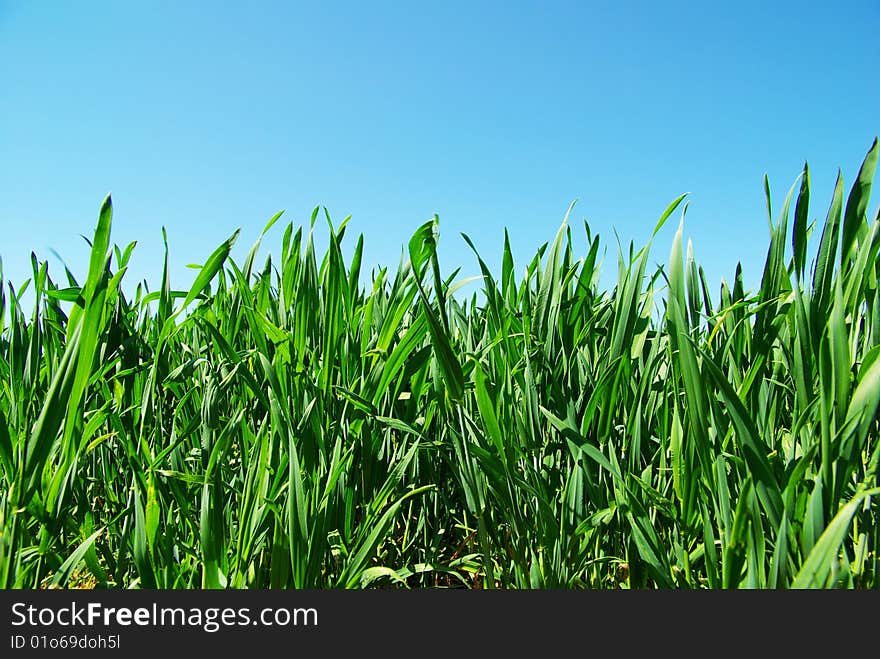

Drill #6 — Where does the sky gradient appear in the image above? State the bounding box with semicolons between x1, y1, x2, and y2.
1;1;878;300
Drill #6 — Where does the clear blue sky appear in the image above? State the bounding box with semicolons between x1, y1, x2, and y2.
1;1;878;302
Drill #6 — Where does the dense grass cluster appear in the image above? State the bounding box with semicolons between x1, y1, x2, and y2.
1;142;878;589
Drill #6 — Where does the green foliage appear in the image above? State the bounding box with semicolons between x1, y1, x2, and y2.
0;141;878;589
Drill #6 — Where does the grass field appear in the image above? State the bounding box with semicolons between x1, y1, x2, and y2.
0;140;878;589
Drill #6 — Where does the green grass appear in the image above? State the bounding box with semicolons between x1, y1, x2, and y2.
1;140;878;589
